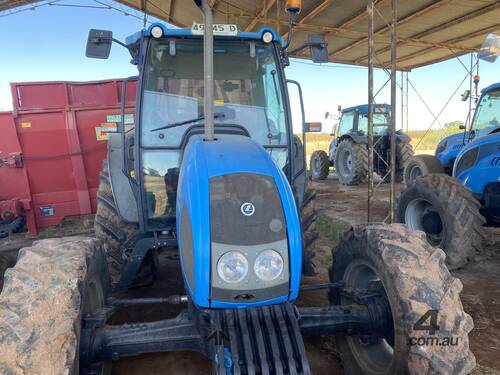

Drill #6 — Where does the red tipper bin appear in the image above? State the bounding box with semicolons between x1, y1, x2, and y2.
0;78;137;237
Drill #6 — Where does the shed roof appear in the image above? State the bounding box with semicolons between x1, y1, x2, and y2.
1;0;499;70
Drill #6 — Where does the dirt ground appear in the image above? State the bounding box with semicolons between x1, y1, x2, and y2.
0;175;499;374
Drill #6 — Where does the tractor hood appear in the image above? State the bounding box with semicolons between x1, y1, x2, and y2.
435;131;468;167
453;132;500;194
176;134;302;308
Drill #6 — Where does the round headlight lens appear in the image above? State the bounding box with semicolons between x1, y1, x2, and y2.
151;25;164;39
262;31;274;44
254;249;284;281
217;251;248;284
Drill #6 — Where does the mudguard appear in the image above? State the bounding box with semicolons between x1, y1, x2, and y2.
176;134;302;308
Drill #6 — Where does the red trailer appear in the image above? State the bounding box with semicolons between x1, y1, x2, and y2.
0;78;137;237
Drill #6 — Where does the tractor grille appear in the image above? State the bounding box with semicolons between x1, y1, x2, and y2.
491;156;500;167
209;173;286;246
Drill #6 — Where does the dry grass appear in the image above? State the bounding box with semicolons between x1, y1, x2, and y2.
302;128;463;163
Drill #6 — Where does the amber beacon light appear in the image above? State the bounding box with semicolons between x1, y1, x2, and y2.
285;0;301;13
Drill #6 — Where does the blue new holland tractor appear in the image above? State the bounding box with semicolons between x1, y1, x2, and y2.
310;104;414;184
397;82;500;269
0;1;475;374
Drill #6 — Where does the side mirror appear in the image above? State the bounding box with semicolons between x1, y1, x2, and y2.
308;35;329;64
304;122;322;133
461;89;470;102
459;124;466;130
86;29;113;59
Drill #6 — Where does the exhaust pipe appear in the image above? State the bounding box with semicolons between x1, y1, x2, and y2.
195;0;215;141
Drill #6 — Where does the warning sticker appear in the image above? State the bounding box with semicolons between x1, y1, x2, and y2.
95;123;117;141
21;122;31;128
106;114;134;124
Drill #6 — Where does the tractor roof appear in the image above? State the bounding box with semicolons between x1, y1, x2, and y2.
481;82;500;94
342;104;391;115
126;23;282;46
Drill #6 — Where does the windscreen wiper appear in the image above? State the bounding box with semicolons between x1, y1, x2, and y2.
151;110;232;132
150;115;206;132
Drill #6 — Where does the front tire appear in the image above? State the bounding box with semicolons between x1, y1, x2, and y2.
396;174;484;269
300;182;319;276
329;224;475;375
335;139;368;185
95;160;140;285
404;154;445;185
310;150;330;180
0;237;111;374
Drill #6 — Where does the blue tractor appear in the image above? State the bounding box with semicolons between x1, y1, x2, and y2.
310;104;414;184
397;82;500;269
0;2;475;374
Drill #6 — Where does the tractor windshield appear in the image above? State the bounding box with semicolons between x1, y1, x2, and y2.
140;38;289;227
472;88;500;139
358;113;390;136
141;38;287;148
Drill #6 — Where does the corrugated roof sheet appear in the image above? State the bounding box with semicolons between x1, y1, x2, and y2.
1;0;499;70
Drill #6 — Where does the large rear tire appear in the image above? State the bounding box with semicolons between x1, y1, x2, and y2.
395;141;414;183
335;139;368;185
0;237;111;374
300;182;319;276
310;150;330;180
404;154;445;185
396;174;484;269
95;160;140;285
329;224;475;375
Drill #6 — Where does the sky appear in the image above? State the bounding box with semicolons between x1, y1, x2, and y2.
0;0;498;134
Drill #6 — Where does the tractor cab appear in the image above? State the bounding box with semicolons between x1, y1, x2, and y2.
132;25;294;231
469;82;500;140
336;104;391;138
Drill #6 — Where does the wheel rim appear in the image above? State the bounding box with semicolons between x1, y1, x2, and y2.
408;164;423;183
338;148;353;179
342;261;395;374
312;155;320;176
405;198;443;246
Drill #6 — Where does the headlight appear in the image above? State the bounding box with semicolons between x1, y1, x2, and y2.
217;251;248;284
436;140;447;154
151;25;164;39
262;31;274;44
254;249;284;281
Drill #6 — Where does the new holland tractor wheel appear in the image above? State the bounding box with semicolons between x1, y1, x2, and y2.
395;141;414;183
94;160;142;285
396;174;484;269
335;139;368;185
0;237;111;375
403;154;445;185
329;224;475;375
310;150;330;180
301;181;319;276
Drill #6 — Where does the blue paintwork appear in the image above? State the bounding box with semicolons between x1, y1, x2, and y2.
341;103;391;115
481;82;500;94
177;134;302;309
453;132;500;196
434;132;468;169
433;82;500;171
126;22;282;46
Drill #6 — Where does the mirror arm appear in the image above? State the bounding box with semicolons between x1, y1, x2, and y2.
283;12;297;50
91;36;131;52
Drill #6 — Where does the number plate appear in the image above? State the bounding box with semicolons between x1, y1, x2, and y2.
191;23;238;36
